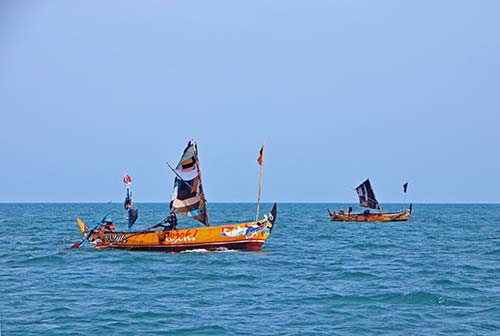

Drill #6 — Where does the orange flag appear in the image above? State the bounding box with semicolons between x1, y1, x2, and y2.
257;145;264;166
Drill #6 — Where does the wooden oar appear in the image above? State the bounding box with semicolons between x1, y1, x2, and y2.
71;222;100;248
71;212;110;248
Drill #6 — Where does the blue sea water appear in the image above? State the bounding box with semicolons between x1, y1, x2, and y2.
1;203;500;335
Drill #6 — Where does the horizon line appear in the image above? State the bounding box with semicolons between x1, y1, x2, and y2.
0;201;498;205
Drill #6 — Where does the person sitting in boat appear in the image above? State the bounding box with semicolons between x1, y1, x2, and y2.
348;207;353;215
102;217;116;232
162;213;178;231
363;209;371;216
339;209;345;215
168;213;178;230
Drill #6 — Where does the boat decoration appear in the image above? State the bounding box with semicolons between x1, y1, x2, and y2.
328;179;412;222
72;140;277;252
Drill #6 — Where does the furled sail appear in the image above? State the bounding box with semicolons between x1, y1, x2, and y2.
356;179;380;210
123;175;133;210
169;140;209;225
123;174;138;230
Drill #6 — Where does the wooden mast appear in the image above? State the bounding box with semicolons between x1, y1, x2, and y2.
256;142;264;221
192;140;210;226
403;182;408;210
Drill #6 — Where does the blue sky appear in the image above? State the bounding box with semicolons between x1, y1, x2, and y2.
1;1;499;203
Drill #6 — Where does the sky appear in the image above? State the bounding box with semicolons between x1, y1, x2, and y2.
1;1;499;203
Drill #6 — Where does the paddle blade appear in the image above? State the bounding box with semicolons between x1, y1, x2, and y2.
77;218;88;235
71;240;83;248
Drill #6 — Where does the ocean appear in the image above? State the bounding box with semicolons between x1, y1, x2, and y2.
1;203;499;335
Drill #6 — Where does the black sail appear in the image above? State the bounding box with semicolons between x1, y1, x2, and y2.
356;179;380;210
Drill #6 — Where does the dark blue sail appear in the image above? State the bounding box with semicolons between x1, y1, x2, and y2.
356;179;380;210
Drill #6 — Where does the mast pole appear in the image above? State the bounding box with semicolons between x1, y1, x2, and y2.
403;190;408;210
403;182;408;210
256;143;265;221
192;140;210;226
165;162;195;189
370;179;382;213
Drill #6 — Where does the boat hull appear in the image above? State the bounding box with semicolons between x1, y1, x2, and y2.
84;204;277;252
98;239;266;253
328;208;411;222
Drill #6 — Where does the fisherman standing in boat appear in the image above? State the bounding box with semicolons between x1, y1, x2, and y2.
126;205;138;229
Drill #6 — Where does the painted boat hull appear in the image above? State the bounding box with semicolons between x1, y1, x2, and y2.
84;204;277;252
328;208;411;222
98;239;266;253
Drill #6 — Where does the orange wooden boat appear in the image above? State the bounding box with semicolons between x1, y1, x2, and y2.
73;140;277;252
328;207;411;222
77;206;276;252
328;179;412;222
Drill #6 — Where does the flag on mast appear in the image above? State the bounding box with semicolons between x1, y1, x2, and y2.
123;174;132;185
256;143;265;221
257;145;264;166
403;182;409;194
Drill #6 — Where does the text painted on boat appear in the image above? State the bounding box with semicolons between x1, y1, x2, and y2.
164;229;199;244
104;234;128;243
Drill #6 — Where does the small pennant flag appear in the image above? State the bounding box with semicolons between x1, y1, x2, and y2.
257;145;264;166
403;182;408;193
123;174;132;185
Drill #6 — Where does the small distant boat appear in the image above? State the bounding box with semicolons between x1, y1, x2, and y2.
72;140;277;252
328;179;412;222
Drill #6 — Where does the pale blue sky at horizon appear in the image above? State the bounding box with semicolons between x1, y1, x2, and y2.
1;1;499;203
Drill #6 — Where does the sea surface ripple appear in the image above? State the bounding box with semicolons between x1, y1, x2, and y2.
1;203;500;335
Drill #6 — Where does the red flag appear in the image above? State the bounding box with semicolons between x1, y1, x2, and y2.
257;146;264;166
123;175;132;185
